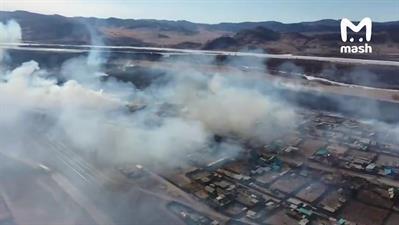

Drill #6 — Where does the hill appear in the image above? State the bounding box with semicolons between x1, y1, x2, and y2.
1;10;398;59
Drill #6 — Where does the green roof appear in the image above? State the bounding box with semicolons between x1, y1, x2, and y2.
384;168;393;175
298;207;312;216
315;147;329;156
271;164;281;172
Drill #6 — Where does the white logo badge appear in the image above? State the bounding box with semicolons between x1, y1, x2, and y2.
341;17;372;42
340;18;373;54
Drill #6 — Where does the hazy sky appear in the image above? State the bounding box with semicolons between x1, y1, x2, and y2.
1;0;398;23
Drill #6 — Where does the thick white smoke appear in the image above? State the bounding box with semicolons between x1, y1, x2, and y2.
0;20;21;43
156;71;297;143
0;20;298;168
0;58;210;166
0;20;21;63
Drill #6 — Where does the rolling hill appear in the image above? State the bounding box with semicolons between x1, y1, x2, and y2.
1;10;398;59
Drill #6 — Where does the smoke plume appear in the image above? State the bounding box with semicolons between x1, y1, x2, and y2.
0;20;299;170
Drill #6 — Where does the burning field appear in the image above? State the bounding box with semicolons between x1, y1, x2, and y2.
1;16;399;225
0;20;300;224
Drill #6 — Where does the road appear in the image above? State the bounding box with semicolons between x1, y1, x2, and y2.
19;126;216;225
29;133;116;225
141;167;230;223
1;42;399;66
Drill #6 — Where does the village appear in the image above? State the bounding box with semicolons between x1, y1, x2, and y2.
157;111;399;225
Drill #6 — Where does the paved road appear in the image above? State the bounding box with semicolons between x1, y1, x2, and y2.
1;43;399;66
26;130;213;225
29;134;116;225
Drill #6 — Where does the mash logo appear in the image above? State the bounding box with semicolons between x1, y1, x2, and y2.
340;17;373;54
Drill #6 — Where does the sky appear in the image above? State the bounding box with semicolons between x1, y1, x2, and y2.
1;0;398;23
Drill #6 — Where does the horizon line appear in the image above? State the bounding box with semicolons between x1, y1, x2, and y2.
2;10;399;25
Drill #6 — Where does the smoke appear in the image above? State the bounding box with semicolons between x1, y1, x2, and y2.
0;20;300;170
171;74;296;141
0;20;21;44
0;20;22;63
3;19;399;225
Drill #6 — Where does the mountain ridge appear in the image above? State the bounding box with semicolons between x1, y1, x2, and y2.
1;10;398;59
